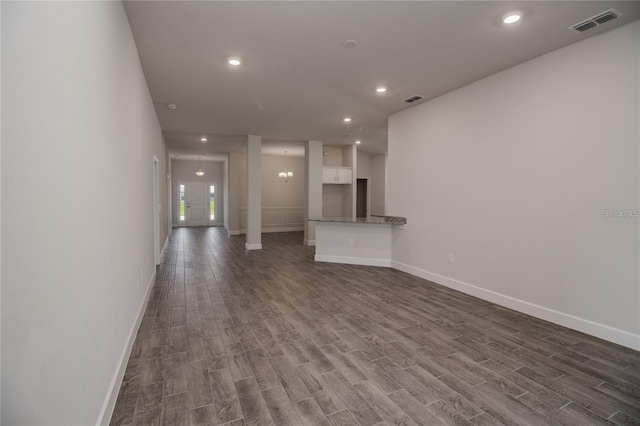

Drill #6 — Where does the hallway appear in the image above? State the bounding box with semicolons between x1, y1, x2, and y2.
111;228;640;426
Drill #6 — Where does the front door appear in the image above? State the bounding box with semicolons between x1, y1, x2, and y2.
186;182;209;227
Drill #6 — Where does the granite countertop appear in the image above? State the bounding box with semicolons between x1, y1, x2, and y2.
309;215;407;225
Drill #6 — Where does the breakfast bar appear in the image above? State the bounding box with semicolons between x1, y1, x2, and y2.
309;215;407;267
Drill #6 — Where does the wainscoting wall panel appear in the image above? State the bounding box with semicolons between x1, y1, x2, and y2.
238;207;304;233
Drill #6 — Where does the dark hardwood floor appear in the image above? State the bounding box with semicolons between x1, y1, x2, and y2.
110;227;640;426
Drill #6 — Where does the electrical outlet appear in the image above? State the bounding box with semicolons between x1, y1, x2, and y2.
448;253;454;264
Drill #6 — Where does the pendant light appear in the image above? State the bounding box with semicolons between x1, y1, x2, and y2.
278;151;293;183
195;156;205;176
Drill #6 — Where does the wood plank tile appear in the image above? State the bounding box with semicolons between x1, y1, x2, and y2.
269;355;312;402
297;364;346;415
353;381;417;426
321;370;382;426
235;377;274;425
293;398;331;426
164;352;187;396
261;386;304;426
187;360;213;408
209;368;242;424
387;389;444;426
326;409;360;426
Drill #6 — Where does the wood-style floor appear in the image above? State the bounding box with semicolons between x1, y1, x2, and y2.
111;227;640;426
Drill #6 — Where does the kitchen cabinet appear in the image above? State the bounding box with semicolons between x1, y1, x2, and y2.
323;167;352;184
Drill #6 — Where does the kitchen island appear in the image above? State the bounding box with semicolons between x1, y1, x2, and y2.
309;216;407;266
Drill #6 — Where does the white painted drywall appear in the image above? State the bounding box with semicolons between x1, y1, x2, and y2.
342;145;356;219
2;2;168;424
262;154;305;208
305;141;323;244
170;159;225;226
223;156;229;230
371;155;386;215
323;146;343;167
228;152;247;233
388;21;640;348
357;151;372;178
246;135;262;249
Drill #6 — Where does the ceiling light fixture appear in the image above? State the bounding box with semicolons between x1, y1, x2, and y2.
503;13;521;24
168;103;177;110
376;87;387;93
343;40;358;49
343;117;352;122
200;137;207;142
195;156;205;177
227;57;241;66
355;140;362;145
278;151;293;183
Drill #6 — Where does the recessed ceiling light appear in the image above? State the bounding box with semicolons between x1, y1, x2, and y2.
503;14;521;24
227;57;241;66
200;137;207;142
343;117;352;122
376;87;387;93
168;103;177;110
355;140;362;145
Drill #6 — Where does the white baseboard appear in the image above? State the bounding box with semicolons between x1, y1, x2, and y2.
316;254;391;267
232;227;304;236
304;239;315;246
162;234;168;253
245;243;263;250
391;260;640;351
96;270;156;425
262;227;304;233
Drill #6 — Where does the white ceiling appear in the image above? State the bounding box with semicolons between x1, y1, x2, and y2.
124;1;640;157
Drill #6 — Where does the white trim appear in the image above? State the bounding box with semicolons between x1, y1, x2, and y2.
96;270;156;425
228;227;304;236
391;260;640;351
304;239;315;246
162;234;169;254
316;254;391;267
153;156;160;266
245;243;262;250
262;227;303;233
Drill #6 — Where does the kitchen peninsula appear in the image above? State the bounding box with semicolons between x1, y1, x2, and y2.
309;216;407;266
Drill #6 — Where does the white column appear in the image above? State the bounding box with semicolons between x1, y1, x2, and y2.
304;140;323;246
246;135;262;250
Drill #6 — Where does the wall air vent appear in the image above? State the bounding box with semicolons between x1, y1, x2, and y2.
403;95;423;103
569;9;621;33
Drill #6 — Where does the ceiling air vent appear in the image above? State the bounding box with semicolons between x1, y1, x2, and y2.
569;9;621;33
403;95;423;103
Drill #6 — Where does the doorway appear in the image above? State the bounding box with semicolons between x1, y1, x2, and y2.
356;178;369;218
178;181;217;227
153;156;160;266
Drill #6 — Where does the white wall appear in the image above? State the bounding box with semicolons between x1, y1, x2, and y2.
371;154;386;215
357;151;372;178
171;159;225;226
388;21;640;349
223;156;229;229
341;145;355;219
228;152;246;233
2;2;169;424
323;146;343;167
262;154;304;208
